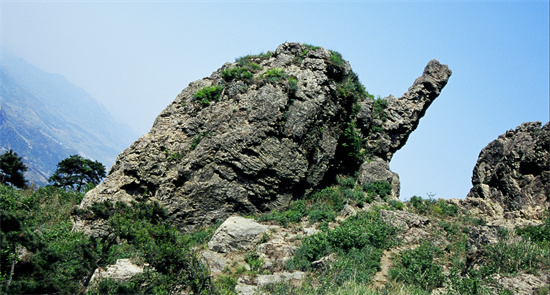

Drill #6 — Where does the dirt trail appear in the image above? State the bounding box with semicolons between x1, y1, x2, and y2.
372;249;393;288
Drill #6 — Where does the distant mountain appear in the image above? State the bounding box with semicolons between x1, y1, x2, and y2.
0;53;138;186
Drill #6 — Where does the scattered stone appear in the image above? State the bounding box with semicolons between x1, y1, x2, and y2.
88;259;145;287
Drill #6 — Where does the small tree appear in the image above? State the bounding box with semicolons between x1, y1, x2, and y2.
0;149;27;188
49;155;106;191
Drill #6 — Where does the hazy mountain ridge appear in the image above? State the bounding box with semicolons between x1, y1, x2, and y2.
0;53;138;185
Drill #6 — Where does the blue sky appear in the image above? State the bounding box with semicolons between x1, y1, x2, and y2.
1;1;548;200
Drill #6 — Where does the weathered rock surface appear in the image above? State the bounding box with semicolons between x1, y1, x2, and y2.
356;59;452;199
462;122;549;222
208;216;273;253
74;43;451;235
88;259;145;288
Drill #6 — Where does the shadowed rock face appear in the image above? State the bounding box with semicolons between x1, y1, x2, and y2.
463;122;550;221
74;43;451;235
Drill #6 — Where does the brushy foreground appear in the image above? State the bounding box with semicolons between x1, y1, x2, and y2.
1;182;548;294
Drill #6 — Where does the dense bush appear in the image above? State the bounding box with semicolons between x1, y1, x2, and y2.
390;241;445;291
0;184;216;294
363;181;392;200
0;185;98;294
287;210;397;274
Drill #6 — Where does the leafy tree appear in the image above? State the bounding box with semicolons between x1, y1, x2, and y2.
49;155;106;191
0;149;27;188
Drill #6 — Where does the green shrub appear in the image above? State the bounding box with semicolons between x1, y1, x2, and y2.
288;210;397;273
257;200;306;226
447;268;489;295
308;203;336;224
214;275;237;295
193;85;223;106
288;76;298;92
516;214;550;246
308;187;346;212
244;251;263;272
330;50;345;66
390;241;445;290
409;195;434;215
363;181;392;200
222;67;254;81
389;200;405;210
338;177;356;189
439;220;460;237
330;246;382;285
303;43;320;51
372;98;388;121
262;68;287;82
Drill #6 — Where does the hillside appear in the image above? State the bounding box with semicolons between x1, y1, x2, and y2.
1;43;547;294
0;53;137;185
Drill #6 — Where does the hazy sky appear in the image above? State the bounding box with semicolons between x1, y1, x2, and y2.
1;0;548;200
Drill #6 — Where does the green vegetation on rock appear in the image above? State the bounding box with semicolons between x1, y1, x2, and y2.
193;85;224;106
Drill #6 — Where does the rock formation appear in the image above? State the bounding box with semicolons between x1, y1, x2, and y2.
74;43;451;235
462;121;549;222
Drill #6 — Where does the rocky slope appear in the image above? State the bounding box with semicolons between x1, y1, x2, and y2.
459;121;549;225
0;53;137;185
75;43;451;235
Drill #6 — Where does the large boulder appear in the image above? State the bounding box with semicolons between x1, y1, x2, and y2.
74;43;451;235
462;122;550;221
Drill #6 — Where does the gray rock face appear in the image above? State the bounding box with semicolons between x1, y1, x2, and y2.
75;43;451;234
463;122;549;221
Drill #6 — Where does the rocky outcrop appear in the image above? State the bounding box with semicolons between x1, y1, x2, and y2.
462;122;549;222
356;59;452;198
74;43;451;235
